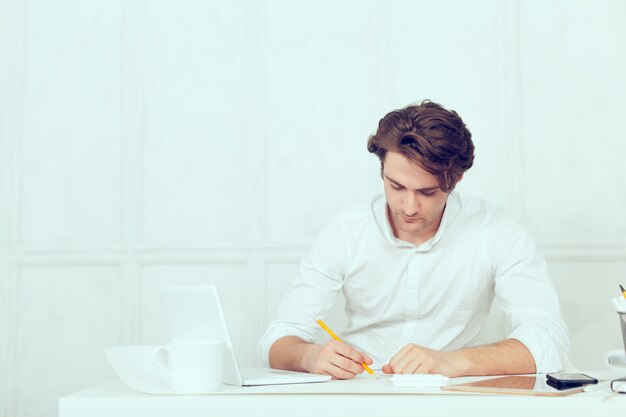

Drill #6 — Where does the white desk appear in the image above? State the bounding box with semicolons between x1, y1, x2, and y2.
59;372;626;417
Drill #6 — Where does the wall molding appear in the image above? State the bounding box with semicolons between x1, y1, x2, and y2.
0;0;10;254
539;242;626;262
0;262;9;417
238;0;266;340
122;0;144;256
4;242;625;264
496;0;526;223
0;0;11;409
3;0;24;414
12;2;127;251
136;257;251;267
4;263;18;417
373;0;392;118
10;261;125;417
6;0;23;256
251;0;268;246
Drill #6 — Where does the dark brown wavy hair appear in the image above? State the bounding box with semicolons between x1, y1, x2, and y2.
367;100;474;192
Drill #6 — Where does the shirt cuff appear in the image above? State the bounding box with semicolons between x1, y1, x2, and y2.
507;325;569;373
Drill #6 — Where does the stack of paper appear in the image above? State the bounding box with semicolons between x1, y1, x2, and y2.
389;374;449;387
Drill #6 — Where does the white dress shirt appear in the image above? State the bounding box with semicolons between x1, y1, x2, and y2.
258;192;570;373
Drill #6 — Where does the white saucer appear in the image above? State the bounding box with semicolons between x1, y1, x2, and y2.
105;345;226;395
604;349;626;374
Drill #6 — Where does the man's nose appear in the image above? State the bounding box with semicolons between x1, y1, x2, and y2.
403;192;419;216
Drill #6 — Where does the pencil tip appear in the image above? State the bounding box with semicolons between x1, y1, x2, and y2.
620;284;625;292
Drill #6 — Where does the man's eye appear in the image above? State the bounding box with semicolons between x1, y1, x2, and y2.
421;191;436;197
391;185;404;191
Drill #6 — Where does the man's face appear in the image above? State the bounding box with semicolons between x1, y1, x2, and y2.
382;151;452;245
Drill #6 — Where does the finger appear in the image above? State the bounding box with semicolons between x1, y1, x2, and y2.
309;354;350;380
393;344;414;360
325;362;357;380
394;352;423;374
362;353;374;365
328;341;365;365
414;359;435;374
390;352;412;374
382;364;394;374
388;345;414;370
407;358;425;374
316;369;334;380
328;352;365;375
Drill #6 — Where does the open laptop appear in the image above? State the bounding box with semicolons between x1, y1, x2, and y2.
158;284;331;386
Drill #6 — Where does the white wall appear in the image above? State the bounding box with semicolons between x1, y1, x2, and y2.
1;1;625;416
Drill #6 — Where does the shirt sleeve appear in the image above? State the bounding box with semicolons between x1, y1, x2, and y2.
257;218;349;367
489;211;570;373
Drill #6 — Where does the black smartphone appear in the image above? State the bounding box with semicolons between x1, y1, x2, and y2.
546;372;598;389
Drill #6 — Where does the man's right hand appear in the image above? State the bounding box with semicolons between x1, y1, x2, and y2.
269;336;373;380
301;339;373;380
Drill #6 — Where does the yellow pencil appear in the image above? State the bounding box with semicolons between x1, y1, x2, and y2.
313;314;378;379
620;284;626;299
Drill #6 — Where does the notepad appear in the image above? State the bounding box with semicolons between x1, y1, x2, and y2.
389;374;450;387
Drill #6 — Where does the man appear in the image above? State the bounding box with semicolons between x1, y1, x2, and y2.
258;100;569;379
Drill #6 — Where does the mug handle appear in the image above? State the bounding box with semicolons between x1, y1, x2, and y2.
151;346;172;376
604;349;626;373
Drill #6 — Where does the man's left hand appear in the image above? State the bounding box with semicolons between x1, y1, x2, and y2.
382;344;462;376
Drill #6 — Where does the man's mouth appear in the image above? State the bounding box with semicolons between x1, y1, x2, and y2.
402;215;420;223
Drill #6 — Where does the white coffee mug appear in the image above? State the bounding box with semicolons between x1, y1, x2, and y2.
151;340;226;393
604;349;626;373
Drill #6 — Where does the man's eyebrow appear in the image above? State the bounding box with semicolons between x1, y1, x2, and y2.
384;175;439;191
384;175;406;188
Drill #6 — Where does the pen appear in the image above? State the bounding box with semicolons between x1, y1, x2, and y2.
312;315;378;379
620;284;626;299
